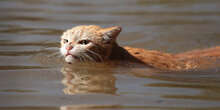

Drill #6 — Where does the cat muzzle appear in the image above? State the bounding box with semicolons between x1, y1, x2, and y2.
65;52;79;64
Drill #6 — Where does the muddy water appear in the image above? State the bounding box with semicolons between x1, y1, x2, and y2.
1;0;220;110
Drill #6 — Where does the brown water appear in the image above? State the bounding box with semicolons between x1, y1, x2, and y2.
1;0;220;110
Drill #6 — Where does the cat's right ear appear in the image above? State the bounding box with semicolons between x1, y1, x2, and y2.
100;26;122;44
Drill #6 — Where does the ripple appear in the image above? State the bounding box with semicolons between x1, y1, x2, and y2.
0;41;59;47
0;89;38;93
0;16;48;22
143;19;213;25
0;48;59;56
0;27;63;35
111;11;220;16
137;0;220;5
163;94;220;101
0;65;48;70
147;83;220;90
0;107;59;110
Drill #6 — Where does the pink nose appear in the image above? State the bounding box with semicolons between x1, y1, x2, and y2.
66;45;73;50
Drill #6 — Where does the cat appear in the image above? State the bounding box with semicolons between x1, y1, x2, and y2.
60;25;220;71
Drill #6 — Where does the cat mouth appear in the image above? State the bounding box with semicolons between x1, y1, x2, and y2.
65;53;76;58
65;53;79;63
65;54;78;59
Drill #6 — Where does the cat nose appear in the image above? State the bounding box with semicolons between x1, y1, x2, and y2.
66;45;73;50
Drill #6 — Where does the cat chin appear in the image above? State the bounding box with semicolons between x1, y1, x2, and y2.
65;55;78;63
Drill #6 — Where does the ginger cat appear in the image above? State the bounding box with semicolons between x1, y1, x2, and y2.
60;25;220;71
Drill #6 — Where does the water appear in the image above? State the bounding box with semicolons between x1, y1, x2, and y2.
1;0;220;110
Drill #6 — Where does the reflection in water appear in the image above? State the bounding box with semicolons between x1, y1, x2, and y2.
61;64;117;95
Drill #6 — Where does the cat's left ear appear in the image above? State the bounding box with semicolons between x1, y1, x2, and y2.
100;26;122;43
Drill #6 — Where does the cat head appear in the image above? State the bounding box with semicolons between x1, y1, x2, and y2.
60;25;121;63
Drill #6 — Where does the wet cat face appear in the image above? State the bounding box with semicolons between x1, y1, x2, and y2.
60;25;121;63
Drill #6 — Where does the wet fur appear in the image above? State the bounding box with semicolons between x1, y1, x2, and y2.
60;25;220;71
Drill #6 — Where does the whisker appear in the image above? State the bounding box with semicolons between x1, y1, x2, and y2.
80;54;86;62
80;53;90;62
79;55;84;62
80;52;93;62
83;53;95;62
86;49;103;61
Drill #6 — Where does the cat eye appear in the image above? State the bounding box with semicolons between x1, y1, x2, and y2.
63;39;68;43
78;40;90;45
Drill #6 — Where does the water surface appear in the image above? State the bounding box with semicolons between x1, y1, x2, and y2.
1;0;220;110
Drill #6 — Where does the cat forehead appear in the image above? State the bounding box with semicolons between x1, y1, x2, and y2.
61;25;102;40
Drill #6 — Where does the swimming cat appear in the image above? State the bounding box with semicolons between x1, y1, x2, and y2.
60;25;220;71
